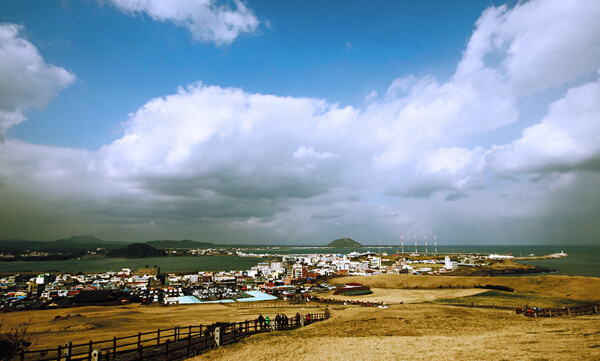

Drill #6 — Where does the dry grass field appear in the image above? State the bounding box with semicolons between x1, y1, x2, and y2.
3;274;599;360
0;303;322;349
192;304;600;361
330;274;600;302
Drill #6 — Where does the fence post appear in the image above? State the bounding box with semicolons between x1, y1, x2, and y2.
164;340;169;361
138;344;143;361
59;342;72;361
232;323;236;342
58;345;62;361
88;340;93;361
112;337;116;359
138;332;142;349
187;334;191;357
157;329;161;346
188;325;192;339
214;327;221;347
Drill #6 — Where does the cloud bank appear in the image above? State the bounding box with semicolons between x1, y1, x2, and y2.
1;0;600;244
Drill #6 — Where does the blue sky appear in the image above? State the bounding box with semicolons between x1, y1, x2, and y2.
3;0;490;149
0;0;599;245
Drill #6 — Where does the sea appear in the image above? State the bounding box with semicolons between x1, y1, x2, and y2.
0;245;598;277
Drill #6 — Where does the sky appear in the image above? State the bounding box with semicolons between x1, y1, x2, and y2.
0;0;599;245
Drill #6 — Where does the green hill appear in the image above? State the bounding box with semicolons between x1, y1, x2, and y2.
327;238;363;248
106;243;167;258
145;239;214;249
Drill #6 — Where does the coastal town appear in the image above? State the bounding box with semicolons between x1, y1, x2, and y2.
0;248;565;311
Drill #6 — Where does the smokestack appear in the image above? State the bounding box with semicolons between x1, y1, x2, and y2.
401;233;404;254
414;234;418;254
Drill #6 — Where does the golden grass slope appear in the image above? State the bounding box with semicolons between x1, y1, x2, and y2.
330;274;600;302
1;303;322;349
192;305;600;361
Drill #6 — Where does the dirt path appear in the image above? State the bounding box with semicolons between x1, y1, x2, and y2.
317;288;487;304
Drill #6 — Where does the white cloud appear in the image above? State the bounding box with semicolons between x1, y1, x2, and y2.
487;77;600;173
461;0;600;94
0;23;75;140
367;61;515;172
98;82;357;203
364;90;378;103
421;146;485;175
106;0;260;45
293;146;338;160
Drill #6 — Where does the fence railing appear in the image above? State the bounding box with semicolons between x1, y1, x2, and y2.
225;301;320;308
18;313;327;361
437;302;517;310
516;304;598;318
307;296;388;307
438;301;599;317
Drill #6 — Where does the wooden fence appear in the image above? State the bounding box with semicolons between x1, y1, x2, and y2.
439;302;599;317
308;296;387;307
225;301;320;308
437;302;517;310
17;313;326;361
517;304;598;318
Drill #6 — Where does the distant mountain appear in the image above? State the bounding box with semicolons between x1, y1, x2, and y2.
327;238;363;248
53;235;104;244
145;239;214;249
106;243;167;258
0;235;128;253
47;235;128;251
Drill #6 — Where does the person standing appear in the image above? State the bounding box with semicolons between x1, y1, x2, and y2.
258;314;265;330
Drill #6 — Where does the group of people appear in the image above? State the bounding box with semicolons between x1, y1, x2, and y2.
257;312;304;331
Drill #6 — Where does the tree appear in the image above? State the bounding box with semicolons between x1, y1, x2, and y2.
0;319;32;361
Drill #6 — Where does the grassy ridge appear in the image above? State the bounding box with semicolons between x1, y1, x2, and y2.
434;290;591;308
330;274;600;302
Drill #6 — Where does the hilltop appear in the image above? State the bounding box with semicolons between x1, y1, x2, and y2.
145;239;213;249
327;238;362;248
0;235;127;253
0;236;215;254
106;243;167;258
48;235;128;250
